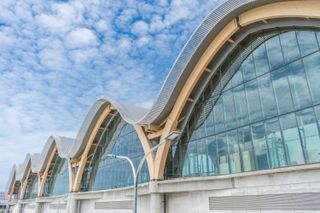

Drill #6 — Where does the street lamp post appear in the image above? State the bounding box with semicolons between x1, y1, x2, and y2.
107;130;181;213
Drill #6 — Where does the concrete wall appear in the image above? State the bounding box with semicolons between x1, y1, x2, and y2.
9;164;320;213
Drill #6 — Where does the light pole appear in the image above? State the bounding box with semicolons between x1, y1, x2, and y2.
107;130;181;213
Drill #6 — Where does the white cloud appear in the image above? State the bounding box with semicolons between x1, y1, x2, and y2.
131;20;149;36
65;28;98;49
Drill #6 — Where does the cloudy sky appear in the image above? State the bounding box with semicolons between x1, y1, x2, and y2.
0;0;221;191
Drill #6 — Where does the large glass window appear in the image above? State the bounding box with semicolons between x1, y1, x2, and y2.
23;174;38;199
81;115;149;191
166;28;320;179
43;157;69;196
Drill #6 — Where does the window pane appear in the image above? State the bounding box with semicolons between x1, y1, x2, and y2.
245;79;263;123
317;32;320;47
258;74;277;118
296;31;318;56
314;105;320;127
280;113;305;165
227;130;241;173
184;141;198;176
214;97;225;133
217;133;229;174
272;66;294;114
205;110;215;136
52;160;69;196
287;60;312;109
251;123;269;170
241;54;255;82
238;126;255;172
197;139;209;175
231;67;243;87
265;35;284;70
296;108;320;163
224;90;236;130
253;43;269;76
207;136;219;175
233;85;249;126
279;31;300;63
265;118;287;168
303;52;320;104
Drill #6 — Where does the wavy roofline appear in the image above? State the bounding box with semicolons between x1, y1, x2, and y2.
7;0;302;194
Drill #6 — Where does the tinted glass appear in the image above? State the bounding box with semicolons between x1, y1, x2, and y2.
296;108;320;163
166;29;320;179
296;31;318;56
265;118;287;168
280;113;305;165
82;117;149;191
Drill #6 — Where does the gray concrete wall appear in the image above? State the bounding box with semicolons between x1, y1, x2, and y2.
10;164;320;213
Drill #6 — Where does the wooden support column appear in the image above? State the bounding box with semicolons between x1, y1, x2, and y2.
68;159;75;192
134;125;155;178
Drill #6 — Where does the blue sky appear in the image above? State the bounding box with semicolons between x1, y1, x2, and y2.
0;0;220;191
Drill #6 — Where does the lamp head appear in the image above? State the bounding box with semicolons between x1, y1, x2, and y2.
164;131;181;141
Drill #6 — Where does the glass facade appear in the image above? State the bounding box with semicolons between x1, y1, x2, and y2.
23;174;39;199
81;114;149;191
166;28;320;178
43;156;69;196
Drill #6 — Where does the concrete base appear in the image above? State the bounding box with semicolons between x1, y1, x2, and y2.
10;164;320;213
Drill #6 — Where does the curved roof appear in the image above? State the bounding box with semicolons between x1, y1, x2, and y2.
7;0;299;194
7;136;75;191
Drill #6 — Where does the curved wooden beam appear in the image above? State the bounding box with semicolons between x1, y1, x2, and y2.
38;146;57;197
19;167;31;200
153;0;320;179
72;106;112;192
153;19;239;179
239;1;320;27
133;125;155;178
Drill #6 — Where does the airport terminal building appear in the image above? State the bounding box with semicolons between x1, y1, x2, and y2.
6;0;320;212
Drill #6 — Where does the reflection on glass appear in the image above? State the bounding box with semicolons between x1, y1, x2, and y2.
296;31;318;56
245;79;263;122
207;136;218;175
287;60;312;109
253;43;269;76
227;130;241;173
224;90;236;129
280;31;300;63
265;35;284;70
303;52;320;104
272;66;294;114
280;113;305;165
23;174;39;199
217;133;229;174
86;120;149;191
214;98;225;133
242;54;256;82
233;85;249;126
251;123;269;170
43;156;69;197
265;118;287;168
51;160;69;196
296;108;320;163
258;74;277;118
166;29;320;180
238;126;255;172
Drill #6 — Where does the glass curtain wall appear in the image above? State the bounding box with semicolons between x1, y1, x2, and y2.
81;114;149;191
166;28;320;178
23;174;39;199
43;156;69;196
